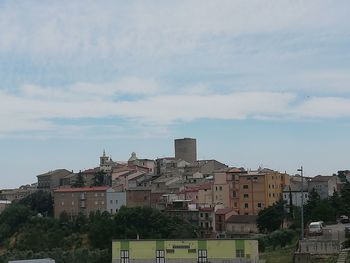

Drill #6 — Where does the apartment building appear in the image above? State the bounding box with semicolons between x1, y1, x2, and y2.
238;169;289;215
213;172;230;208
308;175;337;199
53;186;126;218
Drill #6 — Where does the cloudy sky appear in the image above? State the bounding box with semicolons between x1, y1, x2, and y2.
1;0;350;188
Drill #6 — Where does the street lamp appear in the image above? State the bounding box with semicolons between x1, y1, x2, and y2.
297;166;304;240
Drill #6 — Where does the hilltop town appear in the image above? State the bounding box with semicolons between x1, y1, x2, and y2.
1;138;350;263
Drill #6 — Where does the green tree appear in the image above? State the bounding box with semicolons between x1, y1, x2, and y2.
72;172;85;188
111;206;197;240
257;200;286;233
93;171;108;186
18;190;53;216
340;182;350;216
0;204;33;243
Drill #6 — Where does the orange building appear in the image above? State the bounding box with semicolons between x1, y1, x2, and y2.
238;169;289;215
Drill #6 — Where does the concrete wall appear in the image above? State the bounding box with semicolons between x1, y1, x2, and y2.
299;240;339;255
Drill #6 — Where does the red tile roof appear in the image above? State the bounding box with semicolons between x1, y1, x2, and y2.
54;186;109;193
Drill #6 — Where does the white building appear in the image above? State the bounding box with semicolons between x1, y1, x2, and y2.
308;175;337;199
283;179;309;207
106;189;126;214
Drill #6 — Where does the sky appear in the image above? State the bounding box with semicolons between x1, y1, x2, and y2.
1;0;350;188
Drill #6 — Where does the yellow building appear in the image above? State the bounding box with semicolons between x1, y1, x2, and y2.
112;239;259;263
239;169;289;215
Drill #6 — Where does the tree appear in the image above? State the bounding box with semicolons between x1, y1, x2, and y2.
72;172;85;188
0;204;33;243
18;190;54;216
93;171;108;186
257;200;286;233
340;182;350;216
110;206;197;241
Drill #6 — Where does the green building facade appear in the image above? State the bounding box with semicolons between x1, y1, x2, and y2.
112;239;259;263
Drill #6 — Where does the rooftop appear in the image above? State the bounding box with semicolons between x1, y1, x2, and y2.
54;186;109;193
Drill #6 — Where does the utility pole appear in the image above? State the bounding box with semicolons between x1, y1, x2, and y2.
297;166;304;240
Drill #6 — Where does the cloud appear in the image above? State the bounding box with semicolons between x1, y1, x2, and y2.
2;78;350;138
0;1;348;57
294;97;350;118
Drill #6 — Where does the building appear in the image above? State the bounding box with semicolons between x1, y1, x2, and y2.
0;200;11;213
107;189;127;214
238;169;289;215
282;176;309;208
155;157;188;177
226;215;258;235
0;185;37;202
213;172;230;208
165;200;199;226
175;138;197;163
215;208;237;236
126;188;152;207
198;207;215;237
37;169;73;190
308;175;337;199
53;186;126;218
9;260;55;263
112;239;259;263
128;152;156;175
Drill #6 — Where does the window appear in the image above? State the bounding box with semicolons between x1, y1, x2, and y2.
200;213;203;218
101;201;104;205
219;186;222;191
243;194;249;198
120;250;129;263
243;185;248;189
61;202;64;206
116;200;118;204
198;249;207;263
244;203;248;208
215;186;218;191
236;249;245;258
273;193;275;197
156;250;165;263
110;200;113;204
95;201;98;205
71;201;74;206
272;184;275;189
95;193;98;197
101;193;104;197
257;203;262;208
